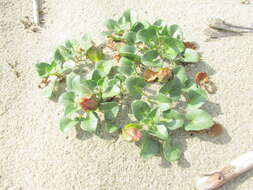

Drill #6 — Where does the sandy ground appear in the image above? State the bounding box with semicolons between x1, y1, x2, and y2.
0;0;253;189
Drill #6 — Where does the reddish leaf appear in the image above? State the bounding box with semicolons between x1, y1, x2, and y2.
157;68;173;82
184;41;199;50
79;98;98;111
195;72;209;85
144;69;158;82
207;123;223;136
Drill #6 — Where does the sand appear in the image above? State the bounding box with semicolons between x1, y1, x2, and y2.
0;0;253;189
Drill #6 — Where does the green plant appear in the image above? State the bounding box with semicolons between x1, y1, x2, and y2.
35;9;218;162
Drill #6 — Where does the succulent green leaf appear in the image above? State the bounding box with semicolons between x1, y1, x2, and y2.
131;100;150;121
123;31;136;45
102;79;121;99
126;77;146;99
80;112;98;133
173;65;188;85
105;19;118;31
65;40;79;49
86;46;104;63
105;122;119;133
42;79;57;98
162;38;185;60
64;103;78;117
58;46;72;60
119;45;139;60
99;102;120;121
163;141;182;162
167;24;183;39
54;48;65;63
119;57;135;75
35;62;53;77
95;60;114;77
131;22;146;32
58;92;75;105
60;118;79;132
136;27;157;44
141;50;163;67
153;19;166;27
159;78;182;102
156;93;172;112
162;110;184;130
123;9;137;24
140;134;160;159
149;124;169;140
182;48;200;63
185;108;214;131
66;72;78;91
81;34;93;51
183;80;207;108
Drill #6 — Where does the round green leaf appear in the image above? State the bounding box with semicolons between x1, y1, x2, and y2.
105;19;118;31
137;27;157;44
182;48;200;63
102;79;121;99
126;76;146;99
119;57;135;75
86;46;104;63
81;34;93;51
159;78;182;102
35;62;53;77
42;79;57;98
149;124;169;140
123;9;137;24
162;38;185;60
185;108;214;131
119;45;139;60
95;60;114;77
140;135;160;159
131;100;150;121
105;122;119;133
167;24;183;39
163;141;182;162
123;31;136;45
64;103;78;117
60;118;79;132
80;112;98;133
141;50;163;67
58;92;75;105
163;110;184;130
99;102;120;121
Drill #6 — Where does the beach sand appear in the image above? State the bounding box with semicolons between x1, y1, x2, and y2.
0;0;252;189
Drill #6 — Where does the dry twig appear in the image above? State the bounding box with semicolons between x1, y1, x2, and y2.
196;151;253;190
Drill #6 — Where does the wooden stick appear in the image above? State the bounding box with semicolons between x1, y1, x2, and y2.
32;0;40;25
195;151;253;190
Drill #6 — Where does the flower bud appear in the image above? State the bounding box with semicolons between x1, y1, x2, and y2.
79;98;98;111
123;127;142;142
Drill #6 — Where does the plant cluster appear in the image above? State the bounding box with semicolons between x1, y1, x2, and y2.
35;9;219;162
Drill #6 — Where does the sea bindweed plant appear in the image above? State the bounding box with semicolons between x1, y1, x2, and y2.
35;9;220;162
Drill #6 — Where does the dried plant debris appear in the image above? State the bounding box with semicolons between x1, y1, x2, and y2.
195;72;217;94
7;61;20;78
241;0;251;4
189;123;223;137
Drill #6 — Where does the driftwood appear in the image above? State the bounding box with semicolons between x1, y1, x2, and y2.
205;18;253;39
32;0;40;25
195;151;253;190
